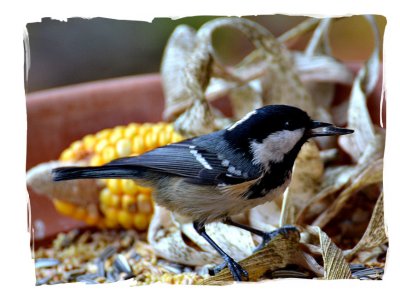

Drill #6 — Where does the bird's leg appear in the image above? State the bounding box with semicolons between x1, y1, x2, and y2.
193;221;248;282
224;218;298;253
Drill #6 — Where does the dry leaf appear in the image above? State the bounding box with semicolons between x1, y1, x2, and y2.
162;17;318;137
161;24;198;121
312;159;383;228
344;193;387;259
339;16;383;163
307;226;352;279
277;18;320;43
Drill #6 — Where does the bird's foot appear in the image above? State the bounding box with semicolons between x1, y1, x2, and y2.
253;225;299;253
209;256;249;282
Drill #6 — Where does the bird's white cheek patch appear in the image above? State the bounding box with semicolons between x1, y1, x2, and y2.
251;129;304;166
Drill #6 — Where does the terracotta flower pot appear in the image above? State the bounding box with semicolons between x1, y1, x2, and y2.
27;68;384;245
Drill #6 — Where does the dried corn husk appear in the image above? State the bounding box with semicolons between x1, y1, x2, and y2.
312;158;383;228
344;193;387;259
27;160;100;207
162;17;323;137
200;227;324;284
306;226;352;279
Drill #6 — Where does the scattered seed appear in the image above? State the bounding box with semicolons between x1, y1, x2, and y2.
114;254;132;274
99;246;117;261
35;258;60;269
36;276;52;285
271;270;310;279
34;229;206;285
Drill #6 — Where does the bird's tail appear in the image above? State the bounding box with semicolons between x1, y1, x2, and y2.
52;165;143;181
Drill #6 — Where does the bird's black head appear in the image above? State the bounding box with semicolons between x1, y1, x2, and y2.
224;104;353;167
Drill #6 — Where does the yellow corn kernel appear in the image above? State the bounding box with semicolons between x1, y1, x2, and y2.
171;132;183;143
95;139;109;153
107;179;121;194
72;207;87;220
96;128;112;140
137;193;153;214
121;179;138;195
138;186;152;195
102;145;118;162
89;155;103;166
144;131;158;150
85;213;100;226
82;134;97;151
138;123;151;136
157;131;166;146
118;210;134;229
70;140;84;153
124;123;138;139
99;188;112;206
104;217;119;228
116;139;132;157
132;136;145;154
132;213;149;231
53;200;76;216
103;207;119;222
60;149;74;161
109;127;125;144
121;194;137;212
103;194;121;208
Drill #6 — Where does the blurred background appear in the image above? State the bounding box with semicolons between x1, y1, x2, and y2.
25;15;386;93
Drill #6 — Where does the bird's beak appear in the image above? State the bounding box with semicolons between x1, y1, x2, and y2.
308;121;354;137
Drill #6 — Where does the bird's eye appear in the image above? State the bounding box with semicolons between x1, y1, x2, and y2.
284;121;292;129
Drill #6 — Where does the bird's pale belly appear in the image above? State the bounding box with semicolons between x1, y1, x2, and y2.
151;176;291;224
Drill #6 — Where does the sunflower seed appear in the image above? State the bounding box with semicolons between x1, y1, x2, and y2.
76;273;99;284
65;269;86;281
35;258;60;269
60;229;80;248
349;264;365;271
106;270;119;282
352;267;384;279
99;246;117;261
114;254;132;274
95;258;105;278
158;260;184;274
36;276;51;285
271;270;310;278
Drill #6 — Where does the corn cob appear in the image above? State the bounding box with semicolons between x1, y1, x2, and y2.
54;122;183;230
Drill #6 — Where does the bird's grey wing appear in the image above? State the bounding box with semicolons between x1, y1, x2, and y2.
106;138;261;185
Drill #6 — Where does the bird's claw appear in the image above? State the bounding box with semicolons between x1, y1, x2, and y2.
253;225;299;253
209;257;249;282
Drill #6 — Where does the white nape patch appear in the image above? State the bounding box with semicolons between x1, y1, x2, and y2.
190;149;213;170
250;128;304;167
227;110;257;131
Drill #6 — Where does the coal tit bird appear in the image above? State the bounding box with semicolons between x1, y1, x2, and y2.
52;104;354;281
